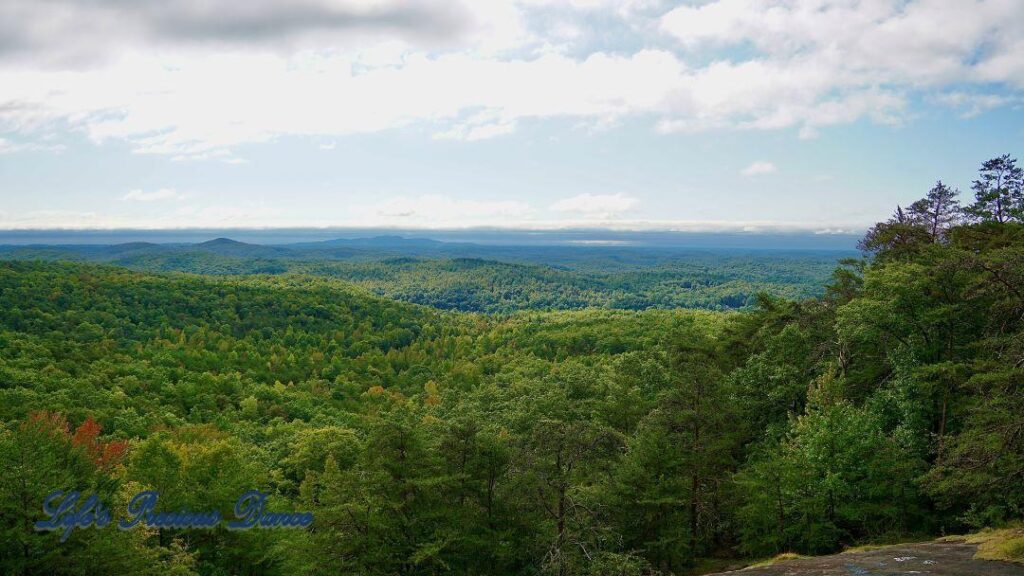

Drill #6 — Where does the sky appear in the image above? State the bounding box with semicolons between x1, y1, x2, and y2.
0;0;1022;234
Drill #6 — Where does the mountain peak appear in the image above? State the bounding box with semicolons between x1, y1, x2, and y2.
199;237;245;246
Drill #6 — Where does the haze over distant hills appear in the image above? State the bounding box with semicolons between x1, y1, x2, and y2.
0;228;861;251
0;231;853;313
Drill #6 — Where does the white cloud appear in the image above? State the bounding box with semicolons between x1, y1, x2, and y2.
933;91;1020;118
0;0;1019;160
798;125;819;140
741;161;777;176
434;119;517;141
659;0;1020;86
433;109;518;141
0;49;690;159
659;0;1023;133
550;193;638;218
123;188;184;202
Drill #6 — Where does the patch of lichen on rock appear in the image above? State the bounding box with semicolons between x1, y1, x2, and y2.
743;552;807;569
960;526;1024;564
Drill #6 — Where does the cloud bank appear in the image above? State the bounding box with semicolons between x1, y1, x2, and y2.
0;0;1019;161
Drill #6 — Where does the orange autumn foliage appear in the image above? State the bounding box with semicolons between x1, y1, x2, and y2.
25;411;130;471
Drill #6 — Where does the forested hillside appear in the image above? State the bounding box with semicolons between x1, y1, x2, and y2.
0;241;843;312
1;157;1022;575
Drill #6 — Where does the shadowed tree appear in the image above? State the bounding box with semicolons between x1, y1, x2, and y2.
859;206;932;260
605;321;738;571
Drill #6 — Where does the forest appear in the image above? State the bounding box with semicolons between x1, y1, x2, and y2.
0;238;844;312
0;155;1023;575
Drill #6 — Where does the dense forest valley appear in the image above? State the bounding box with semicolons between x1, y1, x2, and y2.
1;156;1023;575
0;240;842;312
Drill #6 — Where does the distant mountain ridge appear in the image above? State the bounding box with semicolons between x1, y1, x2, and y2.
298;235;446;247
0;228;862;250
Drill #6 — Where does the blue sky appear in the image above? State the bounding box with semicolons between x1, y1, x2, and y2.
0;0;1022;233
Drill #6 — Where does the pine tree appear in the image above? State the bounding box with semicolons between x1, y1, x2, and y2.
967;154;1023;223
858;205;932;259
907;181;961;242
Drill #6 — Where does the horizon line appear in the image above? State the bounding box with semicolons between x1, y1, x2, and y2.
0;224;867;236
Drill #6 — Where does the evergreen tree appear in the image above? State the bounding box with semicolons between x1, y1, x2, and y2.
967;154;1023;223
858;205;932;260
907;181;962;241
